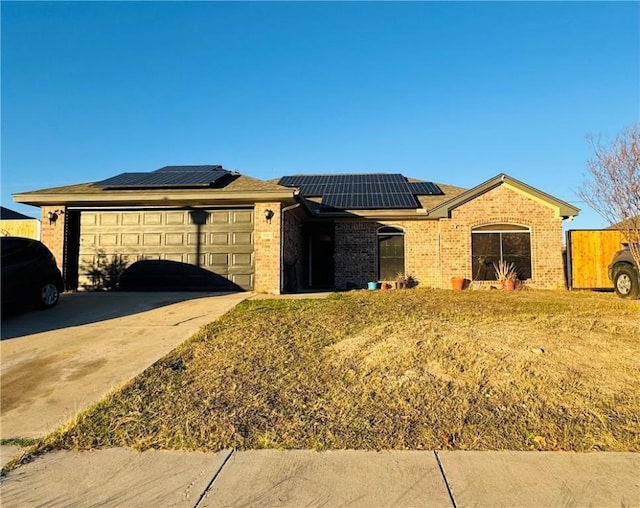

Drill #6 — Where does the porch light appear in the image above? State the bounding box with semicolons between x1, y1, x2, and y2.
47;209;64;225
264;209;275;223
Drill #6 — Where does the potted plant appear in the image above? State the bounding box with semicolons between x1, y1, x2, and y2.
394;272;406;289
451;276;465;290
493;260;518;291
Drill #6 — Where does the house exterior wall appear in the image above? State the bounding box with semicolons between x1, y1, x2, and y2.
334;221;378;290
333;219;440;290
254;202;282;294
331;184;567;290
439;184;566;289
397;219;440;287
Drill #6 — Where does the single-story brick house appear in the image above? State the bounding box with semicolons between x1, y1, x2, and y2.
13;165;579;293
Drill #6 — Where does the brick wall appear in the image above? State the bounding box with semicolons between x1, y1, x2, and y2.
438;184;566;289
330;184;567;291
253;202;282;294
40;206;66;268
334;221;378;290
333;219;441;290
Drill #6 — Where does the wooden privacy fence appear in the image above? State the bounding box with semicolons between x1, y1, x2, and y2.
566;230;627;289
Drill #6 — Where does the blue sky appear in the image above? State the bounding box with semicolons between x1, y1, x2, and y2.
2;1;638;230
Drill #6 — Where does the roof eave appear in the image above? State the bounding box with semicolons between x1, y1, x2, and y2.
13;189;296;207
427;173;580;219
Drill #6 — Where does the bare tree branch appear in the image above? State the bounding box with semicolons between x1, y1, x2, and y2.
579;125;640;268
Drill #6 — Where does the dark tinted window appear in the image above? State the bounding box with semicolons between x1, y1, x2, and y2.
471;227;532;281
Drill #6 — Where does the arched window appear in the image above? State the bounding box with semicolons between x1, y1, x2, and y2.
378;226;404;280
471;224;531;281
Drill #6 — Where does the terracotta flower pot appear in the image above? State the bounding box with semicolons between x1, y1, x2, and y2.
451;277;465;290
502;279;516;291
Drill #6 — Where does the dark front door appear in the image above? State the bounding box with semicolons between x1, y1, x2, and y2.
307;223;334;288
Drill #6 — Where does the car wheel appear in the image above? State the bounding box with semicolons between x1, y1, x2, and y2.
613;266;640;299
38;282;60;309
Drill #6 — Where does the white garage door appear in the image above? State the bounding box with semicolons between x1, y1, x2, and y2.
78;208;254;290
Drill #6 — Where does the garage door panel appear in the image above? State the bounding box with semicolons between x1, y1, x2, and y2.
232;253;253;266
99;234;118;246
187;233;206;245
79;208;254;290
233;210;253;223
230;273;253;288
210;233;229;245
143;213;162;225
80;233;96;245
210;212;229;224
166;212;187;225
122;213;141;225
164;233;183;245
209;253;228;264
81;214;97;226
232;232;253;245
186;253;206;266
122;233;141;246
100;214;119;226
144;233;163;246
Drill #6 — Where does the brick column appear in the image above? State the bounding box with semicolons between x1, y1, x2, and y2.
40;206;66;267
254;202;282;294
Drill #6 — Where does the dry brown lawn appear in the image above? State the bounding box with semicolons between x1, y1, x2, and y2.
39;289;640;453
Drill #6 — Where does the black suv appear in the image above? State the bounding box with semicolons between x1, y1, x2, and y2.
1;237;64;311
608;245;639;299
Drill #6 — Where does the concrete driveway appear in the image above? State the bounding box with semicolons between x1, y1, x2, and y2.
0;291;250;440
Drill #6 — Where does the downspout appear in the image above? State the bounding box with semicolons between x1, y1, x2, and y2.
280;203;301;293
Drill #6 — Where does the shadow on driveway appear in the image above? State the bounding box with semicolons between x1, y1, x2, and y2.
1;291;240;341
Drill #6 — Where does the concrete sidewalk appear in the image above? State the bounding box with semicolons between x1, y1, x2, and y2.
1;448;638;507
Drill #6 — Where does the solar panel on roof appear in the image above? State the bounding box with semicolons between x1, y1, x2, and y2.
321;192;419;210
298;183;327;196
96;173;150;187
278;173;439;210
278;175;307;187
155;165;224;173
408;181;443;195
96;169;230;189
